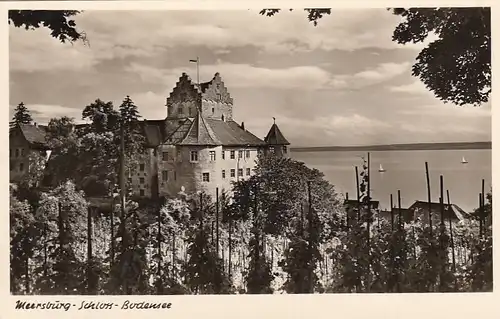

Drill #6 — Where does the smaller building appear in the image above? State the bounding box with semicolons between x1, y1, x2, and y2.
379;200;469;225
9;123;49;183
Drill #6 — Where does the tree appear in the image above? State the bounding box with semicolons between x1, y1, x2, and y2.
10;102;33;129
8;10;85;43
260;8;491;106
32;181;89;294
10;188;36;294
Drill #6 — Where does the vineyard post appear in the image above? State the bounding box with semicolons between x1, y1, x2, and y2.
157;202;163;294
87;206;95;294
355;166;360;222
367;152;371;293
390;194;394;232
397;190;403;293
479;193;483;238
216;187;220;256
425;162;433;237
481;178;486;235
307;180;314;293
345;192;349;230
446;190;457;290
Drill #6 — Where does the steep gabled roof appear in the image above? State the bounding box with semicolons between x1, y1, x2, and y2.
177;112;221;146
12;124;48;147
265;123;290;145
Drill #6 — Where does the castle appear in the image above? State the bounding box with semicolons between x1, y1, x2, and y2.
9;72;291;200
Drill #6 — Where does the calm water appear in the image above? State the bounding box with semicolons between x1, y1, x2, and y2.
292;149;492;213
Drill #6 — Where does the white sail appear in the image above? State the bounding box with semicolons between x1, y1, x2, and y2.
378;164;386;172
461;156;468;164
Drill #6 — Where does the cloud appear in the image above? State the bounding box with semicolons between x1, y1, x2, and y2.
9;104;84;124
126;61;410;92
10;9;426;73
9;27;97;72
389;80;430;94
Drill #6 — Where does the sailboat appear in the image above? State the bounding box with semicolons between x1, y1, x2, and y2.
378;164;386;173
461;156;468;164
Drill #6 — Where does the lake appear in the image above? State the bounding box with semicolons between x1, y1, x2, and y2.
292;149;492;213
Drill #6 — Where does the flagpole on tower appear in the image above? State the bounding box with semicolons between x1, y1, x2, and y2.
196;56;200;86
189;57;200;86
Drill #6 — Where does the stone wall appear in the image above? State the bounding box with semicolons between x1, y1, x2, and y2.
166;73;202;119
200;73;233;121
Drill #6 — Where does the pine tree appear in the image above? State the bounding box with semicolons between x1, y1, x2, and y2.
10;102;33;129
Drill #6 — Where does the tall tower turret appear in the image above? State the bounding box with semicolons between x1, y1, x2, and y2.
264;117;290;157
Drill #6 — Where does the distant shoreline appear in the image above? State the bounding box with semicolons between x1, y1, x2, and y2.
291;141;492;152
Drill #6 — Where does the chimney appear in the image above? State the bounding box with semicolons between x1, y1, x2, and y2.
241;122;245;130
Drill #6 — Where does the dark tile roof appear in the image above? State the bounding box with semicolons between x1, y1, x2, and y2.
408;200;468;220
177;113;220;146
205;119;267;147
15;124;48;147
265;123;290;145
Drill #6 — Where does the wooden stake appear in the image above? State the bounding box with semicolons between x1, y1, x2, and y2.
446;190;457;289
216;187;220;256
440;175;445;226
425;162;433;237
355;166;360;222
390;194;394;232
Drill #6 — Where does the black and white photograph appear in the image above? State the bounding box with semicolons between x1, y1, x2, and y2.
8;6;492;296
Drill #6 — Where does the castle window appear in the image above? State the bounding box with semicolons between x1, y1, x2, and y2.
177;150;182;161
188;108;192;116
246;150;250;158
212;107;215;114
190;151;198;162
174;171;177;180
21;148;25;156
246;168;251;176
15;149;19;158
216;83;220;90
139;189;145;197
162;152;169;161
222;150;225;160
19;162;24;172
283;146;288;154
222;170;226;179
269;146;275;154
216;93;221;101
140;163;145;171
230;169;235;178
178;107;184;115
140;177;145;184
238;150;243;159
238;168;243;177
230;150;235;159
209;151;216;161
202;173;210;182
162;170;168;182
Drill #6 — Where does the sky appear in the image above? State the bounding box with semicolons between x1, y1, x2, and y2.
9;9;492;147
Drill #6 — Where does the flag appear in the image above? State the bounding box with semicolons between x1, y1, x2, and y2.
189;59;198;63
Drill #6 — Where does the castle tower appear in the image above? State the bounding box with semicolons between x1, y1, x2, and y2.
264;118;290;157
